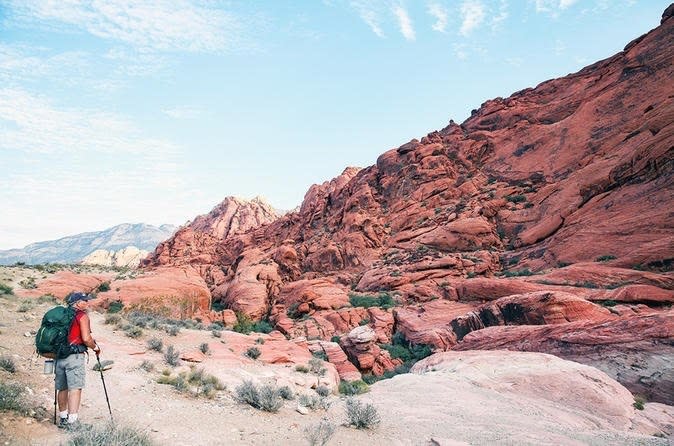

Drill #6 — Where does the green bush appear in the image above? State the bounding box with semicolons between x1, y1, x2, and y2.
502;269;534;277
600;300;618;307
124;325;143;338
330;335;341;343
199;342;209;354
0;356;16;373
506;194;527;203
139;360;154;372
295;364;309;373
233;312;254;334
349;291;395;309
315;386;330;397
252;320;273;334
104;314;121;325
633;397;646;410
0;282;13;295
67;421;155;446
338;380;369;396
0;382;26;412
235;381;283;412
245;347;261;360
345;398;380;429
107;301;124;313
596;255;617;262
147;337;163;352
312;350;328;361
278;385;294;400
164;345;180;366
97;282;111;292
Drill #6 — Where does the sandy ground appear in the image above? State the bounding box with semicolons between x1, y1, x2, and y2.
1;266;672;445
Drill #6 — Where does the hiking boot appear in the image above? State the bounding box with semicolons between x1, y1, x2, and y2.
57;417;68;429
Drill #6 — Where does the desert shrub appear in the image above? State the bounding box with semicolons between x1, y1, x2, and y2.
0;356;16;373
315;385;330;397
255;337;265;345
165;325;180;336
36;294;58;304
600;300;618;307
199;342;209;354
298;393;331;411
633;396;646;410
124;325;143;338
278;385;294;400
506;194;527;203
66;421;155;446
359;318;370;326
97;281;111;292
233;312;254;334
0;282;13;295
235;380;259;407
312;350;328;361
596;255;617;262
330;335;341;343
502;269;534;277
211;329;222;338
19;277;36;289
577;281;599;289
349;292;395;309
309;358;327;376
345;398;380;429
252;320;273;334
107;301;124;313
286;302;302;319
17;301;33;313
164;345;180;366
104;314;121;325
258;384;284;412
139;360;154;372
338;380;369;396
147;337;163;352
295;364;309;373
0;382;26;412
381;332;432;366
187;368;225;398
245;347;261;360
303;418;336;446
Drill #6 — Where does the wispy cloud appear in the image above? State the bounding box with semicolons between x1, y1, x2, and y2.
4;0;242;53
350;0;385;37
393;5;415;41
428;2;448;33
491;0;509;31
460;0;485;36
0;44;89;86
0;88;179;155
534;0;579;15
559;0;579;9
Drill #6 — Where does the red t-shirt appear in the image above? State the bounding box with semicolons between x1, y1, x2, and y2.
67;310;86;346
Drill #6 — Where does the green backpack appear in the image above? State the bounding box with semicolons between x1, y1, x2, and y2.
35;306;76;359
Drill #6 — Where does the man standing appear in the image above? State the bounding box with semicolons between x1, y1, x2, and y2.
55;292;101;429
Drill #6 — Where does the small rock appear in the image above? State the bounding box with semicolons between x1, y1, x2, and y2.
24;332;31;337
296;405;309;415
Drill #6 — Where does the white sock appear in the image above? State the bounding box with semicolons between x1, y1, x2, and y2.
59;410;68;419
67;413;79;423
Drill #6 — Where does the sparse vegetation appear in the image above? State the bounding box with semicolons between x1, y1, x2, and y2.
97;281;111;292
235;381;284;412
147;337;163;352
309;358;327;376
303;418;336;446
349;291;395;309
502;268;534;277
0;356;17;373
0;381;26;412
233;311;254;334
245;347;261;360
295;364;309;373
338;380;369;396
600;300;618;307
67;421;155;446
124;325;143;338
0;282;13;295
298;393;331;411
19;277;37;289
315;385;330;397
312;350;328;361
278;385;294;400
17;301;33;313
104;314;121;325
165;324;180;336
506;194;527;203
139;360;154;372
199;342;210;354
345;398;380;429
633;396;646;410
107;300;124;313
164;345;180;366
596;255;617;262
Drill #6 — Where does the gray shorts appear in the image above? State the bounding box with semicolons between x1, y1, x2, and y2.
55;353;86;390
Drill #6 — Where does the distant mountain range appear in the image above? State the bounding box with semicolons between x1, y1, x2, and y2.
0;223;177;265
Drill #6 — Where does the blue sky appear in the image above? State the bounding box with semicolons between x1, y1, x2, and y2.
0;0;667;249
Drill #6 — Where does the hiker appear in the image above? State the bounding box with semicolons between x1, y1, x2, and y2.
55;292;101;429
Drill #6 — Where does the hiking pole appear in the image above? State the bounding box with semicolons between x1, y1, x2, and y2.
95;353;113;422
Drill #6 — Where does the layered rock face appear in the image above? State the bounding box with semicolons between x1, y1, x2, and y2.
108;8;674;399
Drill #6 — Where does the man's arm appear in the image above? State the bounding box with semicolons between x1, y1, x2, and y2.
78;313;100;353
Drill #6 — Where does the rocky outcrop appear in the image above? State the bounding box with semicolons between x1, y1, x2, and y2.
454;311;674;405
134;9;674;382
81;246;149;267
17;270;113;299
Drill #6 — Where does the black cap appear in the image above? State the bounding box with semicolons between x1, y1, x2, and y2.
67;292;95;305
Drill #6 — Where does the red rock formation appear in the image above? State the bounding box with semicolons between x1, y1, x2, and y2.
454;311;674;404
133;9;674;381
340;326;400;376
17;270;113;299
